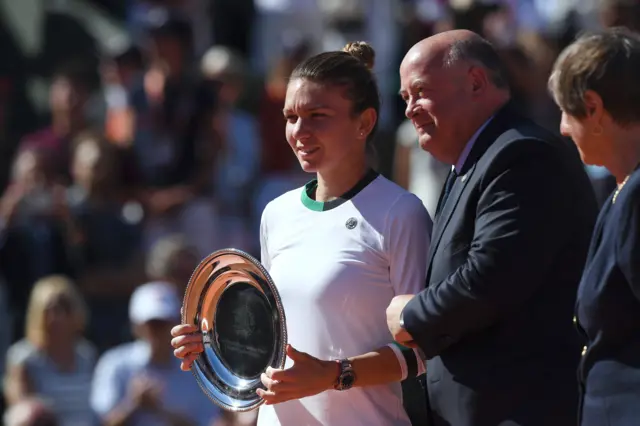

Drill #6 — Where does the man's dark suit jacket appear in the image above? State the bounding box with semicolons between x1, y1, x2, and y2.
402;102;598;426
576;168;640;426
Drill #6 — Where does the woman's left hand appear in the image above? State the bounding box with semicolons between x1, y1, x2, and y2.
257;345;338;405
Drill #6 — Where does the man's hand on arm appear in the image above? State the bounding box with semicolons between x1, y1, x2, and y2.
386;295;417;348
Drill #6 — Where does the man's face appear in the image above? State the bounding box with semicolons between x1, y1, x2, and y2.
399;52;472;165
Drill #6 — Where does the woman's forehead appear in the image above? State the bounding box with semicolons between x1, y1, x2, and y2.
284;79;350;111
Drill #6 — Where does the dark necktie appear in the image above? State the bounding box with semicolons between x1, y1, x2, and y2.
435;169;458;218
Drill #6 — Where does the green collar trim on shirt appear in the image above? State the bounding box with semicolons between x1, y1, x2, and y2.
300;169;379;212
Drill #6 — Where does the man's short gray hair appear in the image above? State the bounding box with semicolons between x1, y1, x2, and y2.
443;37;510;89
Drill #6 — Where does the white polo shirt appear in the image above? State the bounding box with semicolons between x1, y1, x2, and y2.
257;171;432;426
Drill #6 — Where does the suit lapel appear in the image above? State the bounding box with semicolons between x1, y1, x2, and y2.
425;101;523;284
426;164;477;281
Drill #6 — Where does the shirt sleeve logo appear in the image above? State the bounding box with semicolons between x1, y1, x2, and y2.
345;217;358;230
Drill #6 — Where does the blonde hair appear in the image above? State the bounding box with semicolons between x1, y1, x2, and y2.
25;275;87;347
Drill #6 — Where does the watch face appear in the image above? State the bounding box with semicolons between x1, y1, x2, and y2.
341;372;356;389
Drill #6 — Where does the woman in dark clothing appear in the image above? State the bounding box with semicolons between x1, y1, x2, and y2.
548;26;640;426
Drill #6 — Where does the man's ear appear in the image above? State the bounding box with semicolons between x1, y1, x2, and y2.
468;65;489;97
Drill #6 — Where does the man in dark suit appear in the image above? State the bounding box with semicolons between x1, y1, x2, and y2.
386;30;598;426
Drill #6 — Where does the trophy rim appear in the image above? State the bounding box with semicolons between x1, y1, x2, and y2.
181;248;287;412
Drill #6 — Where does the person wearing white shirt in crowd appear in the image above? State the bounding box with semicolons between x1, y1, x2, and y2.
171;41;432;426
91;281;226;426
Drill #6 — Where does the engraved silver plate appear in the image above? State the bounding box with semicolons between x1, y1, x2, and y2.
181;249;287;412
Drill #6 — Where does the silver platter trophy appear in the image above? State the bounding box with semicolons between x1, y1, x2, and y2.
181;249;287;412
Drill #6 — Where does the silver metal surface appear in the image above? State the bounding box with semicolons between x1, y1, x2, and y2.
181;248;287;412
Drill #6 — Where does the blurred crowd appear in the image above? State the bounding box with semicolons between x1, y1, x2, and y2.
0;0;638;425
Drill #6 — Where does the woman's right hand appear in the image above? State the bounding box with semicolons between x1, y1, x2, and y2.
170;324;204;371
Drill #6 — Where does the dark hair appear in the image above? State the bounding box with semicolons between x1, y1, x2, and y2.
289;41;380;143
548;26;640;125
444;36;510;89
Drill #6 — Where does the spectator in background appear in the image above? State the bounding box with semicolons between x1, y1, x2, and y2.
146;233;199;294
129;14;220;258
130;14;197;194
4;275;97;426
200;45;260;252
102;44;146;147
67;132;146;352
4;397;58;426
91;281;224;426
17;62;95;185
0;147;79;341
69;132;145;289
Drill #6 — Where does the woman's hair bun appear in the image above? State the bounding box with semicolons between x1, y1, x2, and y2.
343;41;376;70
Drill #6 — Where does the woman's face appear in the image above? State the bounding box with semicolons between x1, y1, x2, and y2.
283;78;369;174
43;295;76;338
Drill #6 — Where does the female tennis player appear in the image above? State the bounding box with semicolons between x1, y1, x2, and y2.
171;41;432;426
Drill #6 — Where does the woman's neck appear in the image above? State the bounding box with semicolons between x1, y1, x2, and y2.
315;156;368;202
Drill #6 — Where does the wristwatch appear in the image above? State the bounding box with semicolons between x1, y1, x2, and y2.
333;359;356;391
